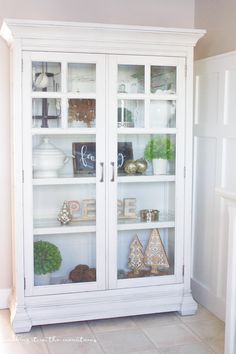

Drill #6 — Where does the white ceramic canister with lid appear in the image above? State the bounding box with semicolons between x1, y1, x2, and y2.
33;137;69;178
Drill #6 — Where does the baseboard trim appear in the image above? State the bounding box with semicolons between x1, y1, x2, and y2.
0;288;11;309
191;278;225;321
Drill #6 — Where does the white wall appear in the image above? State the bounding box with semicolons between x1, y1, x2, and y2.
195;0;236;59
193;51;236;320
193;0;236;321
0;0;195;306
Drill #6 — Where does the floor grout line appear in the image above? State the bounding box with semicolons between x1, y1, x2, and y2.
86;320;107;354
0;308;225;354
178;319;224;354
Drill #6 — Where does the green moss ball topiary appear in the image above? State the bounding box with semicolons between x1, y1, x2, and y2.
34;240;62;275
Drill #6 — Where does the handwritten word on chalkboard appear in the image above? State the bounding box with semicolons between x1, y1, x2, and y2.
72;142;133;175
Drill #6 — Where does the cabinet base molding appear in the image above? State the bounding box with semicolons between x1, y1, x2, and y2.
178;291;198;316
9;298;32;333
11;285;196;332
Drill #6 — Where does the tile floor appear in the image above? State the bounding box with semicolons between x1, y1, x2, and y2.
0;305;224;354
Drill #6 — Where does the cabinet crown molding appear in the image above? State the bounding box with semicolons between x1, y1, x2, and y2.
1;18;206;49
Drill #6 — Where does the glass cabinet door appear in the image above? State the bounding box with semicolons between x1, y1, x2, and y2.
23;52;106;295
108;56;185;288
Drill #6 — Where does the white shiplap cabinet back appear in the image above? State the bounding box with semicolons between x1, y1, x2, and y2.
193;51;236;320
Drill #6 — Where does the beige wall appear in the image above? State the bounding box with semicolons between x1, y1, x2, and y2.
195;0;236;59
0;0;194;292
0;0;195;27
0;38;11;290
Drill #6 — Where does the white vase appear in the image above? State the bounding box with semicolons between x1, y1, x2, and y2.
152;159;168;175
34;273;51;286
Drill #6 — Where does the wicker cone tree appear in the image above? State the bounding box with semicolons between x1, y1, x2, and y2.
128;235;145;275
144;228;169;274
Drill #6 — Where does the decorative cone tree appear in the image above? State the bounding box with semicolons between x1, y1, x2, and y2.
128;235;145;275
144;228;169;274
57;201;72;225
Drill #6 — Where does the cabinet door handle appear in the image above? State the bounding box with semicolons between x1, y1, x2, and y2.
100;162;104;182
110;162;115;182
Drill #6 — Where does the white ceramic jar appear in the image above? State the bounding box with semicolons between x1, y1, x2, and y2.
33;137;68;178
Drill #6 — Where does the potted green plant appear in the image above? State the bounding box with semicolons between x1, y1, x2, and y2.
34;240;62;286
144;136;175;174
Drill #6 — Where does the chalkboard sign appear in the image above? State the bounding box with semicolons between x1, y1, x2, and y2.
72;142;133;175
72;142;96;175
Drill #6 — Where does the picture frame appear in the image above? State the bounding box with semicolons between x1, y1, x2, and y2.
72;142;96;175
72;141;133;175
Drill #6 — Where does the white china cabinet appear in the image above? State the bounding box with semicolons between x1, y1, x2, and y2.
1;19;205;332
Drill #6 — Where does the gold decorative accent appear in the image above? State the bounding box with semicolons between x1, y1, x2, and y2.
124;160;137;174
134;159;148;174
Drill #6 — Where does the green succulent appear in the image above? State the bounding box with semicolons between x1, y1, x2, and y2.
34;240;62;275
144;136;175;161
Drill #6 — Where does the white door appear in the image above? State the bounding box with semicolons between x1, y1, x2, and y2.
107;55;186;289
22;52;106;296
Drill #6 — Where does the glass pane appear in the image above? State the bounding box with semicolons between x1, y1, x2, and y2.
117;134;176;176
151;66;176;94
118;65;145;94
32;127;98;287
32;62;61;92
32;134;96;178
68;63;96;93
34;233;96;286
117;228;174;279
68;99;96;128
150;100;176;128
117;181;175;223
33;184;96;225
32;98;61;128
117;100;144;128
33;184;96;287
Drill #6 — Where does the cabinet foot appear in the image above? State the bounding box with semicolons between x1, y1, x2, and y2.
10;304;32;333
178;293;198;316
